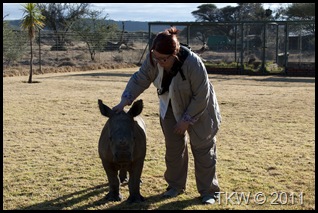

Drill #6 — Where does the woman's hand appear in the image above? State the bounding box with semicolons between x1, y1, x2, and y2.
112;99;130;113
174;119;190;135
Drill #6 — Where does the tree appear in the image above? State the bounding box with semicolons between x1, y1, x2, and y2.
191;4;223;22
236;3;269;21
37;3;90;51
285;3;315;38
220;5;240;22
285;3;315;21
189;4;220;45
20;3;45;83
3;20;28;66
71;9;118;61
190;4;235;43
190;3;275;51
192;3;271;22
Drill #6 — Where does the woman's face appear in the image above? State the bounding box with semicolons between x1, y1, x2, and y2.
151;50;175;70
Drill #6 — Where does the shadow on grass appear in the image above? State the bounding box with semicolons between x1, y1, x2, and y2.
40;70;315;84
209;75;315;84
100;194;201;210
153;197;202;210
66;72;134;78
41;72;134;79
21;80;41;83
259;76;315;83
17;183;202;210
19;183;108;210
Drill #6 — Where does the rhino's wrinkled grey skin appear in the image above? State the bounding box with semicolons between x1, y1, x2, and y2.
98;99;146;203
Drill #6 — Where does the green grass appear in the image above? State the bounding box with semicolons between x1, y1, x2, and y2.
3;69;315;210
205;61;285;73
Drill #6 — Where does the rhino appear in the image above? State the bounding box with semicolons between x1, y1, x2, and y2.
98;99;146;203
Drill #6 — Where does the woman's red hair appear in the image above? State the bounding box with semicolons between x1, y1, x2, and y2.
150;27;180;66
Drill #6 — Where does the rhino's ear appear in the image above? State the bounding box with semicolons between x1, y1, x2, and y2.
98;99;114;118
128;99;143;117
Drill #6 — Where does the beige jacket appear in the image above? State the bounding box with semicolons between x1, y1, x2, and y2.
121;48;221;142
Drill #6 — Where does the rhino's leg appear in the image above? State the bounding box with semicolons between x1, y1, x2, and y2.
119;168;128;184
127;158;145;203
101;160;122;201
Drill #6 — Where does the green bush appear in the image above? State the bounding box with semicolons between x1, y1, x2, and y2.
3;21;28;66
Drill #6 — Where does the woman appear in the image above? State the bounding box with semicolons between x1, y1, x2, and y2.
112;27;221;205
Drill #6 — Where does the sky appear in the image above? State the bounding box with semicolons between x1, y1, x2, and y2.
3;3;284;22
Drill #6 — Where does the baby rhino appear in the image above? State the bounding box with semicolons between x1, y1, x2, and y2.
98;99;146;203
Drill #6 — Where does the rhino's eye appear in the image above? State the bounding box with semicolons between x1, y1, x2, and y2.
109;136;112;141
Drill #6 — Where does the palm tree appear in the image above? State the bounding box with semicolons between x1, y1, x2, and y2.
20;3;45;83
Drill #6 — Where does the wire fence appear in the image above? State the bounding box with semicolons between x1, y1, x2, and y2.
3;20;315;75
148;20;315;73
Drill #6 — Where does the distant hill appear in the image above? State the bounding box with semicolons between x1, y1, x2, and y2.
4;20;21;30
5;19;185;32
109;20;180;32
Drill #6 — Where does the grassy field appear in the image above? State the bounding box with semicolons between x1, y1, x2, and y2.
3;68;315;210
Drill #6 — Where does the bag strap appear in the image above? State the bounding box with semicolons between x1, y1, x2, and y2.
157;44;190;95
177;44;191;80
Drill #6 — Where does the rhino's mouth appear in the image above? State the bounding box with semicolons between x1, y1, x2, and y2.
114;151;132;163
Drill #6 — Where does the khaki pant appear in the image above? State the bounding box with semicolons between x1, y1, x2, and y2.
160;104;220;197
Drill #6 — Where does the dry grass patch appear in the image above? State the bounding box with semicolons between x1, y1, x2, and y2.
3;69;315;210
